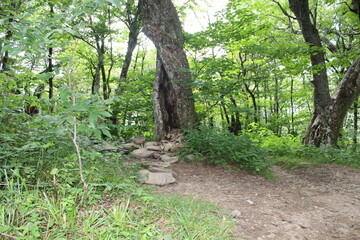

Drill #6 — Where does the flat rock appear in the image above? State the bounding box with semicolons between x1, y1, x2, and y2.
138;169;176;186
148;167;174;174
92;142;119;152
142;161;171;168
132;148;155;158
160;155;179;163
146;145;162;151
144;142;160;147
146;167;177;177
121;143;139;153
161;142;176;152
161;141;184;152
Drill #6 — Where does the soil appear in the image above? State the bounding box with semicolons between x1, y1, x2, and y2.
155;162;360;240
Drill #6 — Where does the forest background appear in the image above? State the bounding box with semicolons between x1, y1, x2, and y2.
1;0;360;239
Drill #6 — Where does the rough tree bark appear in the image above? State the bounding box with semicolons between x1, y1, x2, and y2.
289;0;360;146
140;0;196;140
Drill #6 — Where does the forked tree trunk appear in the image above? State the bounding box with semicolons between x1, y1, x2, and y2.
289;0;360;146
141;0;196;140
303;58;360;146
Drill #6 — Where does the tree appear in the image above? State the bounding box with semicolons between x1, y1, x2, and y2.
140;0;196;140
0;0;23;73
71;2;116;98
116;0;142;94
288;0;360;146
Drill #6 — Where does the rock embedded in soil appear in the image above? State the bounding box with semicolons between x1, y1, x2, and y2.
132;148;156;158
144;142;160;147
160;154;179;163
142;161;171;168
231;210;241;218
121;143;139;153
146;145;162;151
138;169;176;186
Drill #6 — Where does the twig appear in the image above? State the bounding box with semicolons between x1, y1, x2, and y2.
0;233;18;240
71;107;88;192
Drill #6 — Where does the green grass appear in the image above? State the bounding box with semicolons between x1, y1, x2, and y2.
0;164;235;240
155;195;235;240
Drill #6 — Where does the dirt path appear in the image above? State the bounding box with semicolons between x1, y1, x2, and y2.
155;162;360;240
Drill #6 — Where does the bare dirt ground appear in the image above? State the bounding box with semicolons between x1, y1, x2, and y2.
155;162;360;240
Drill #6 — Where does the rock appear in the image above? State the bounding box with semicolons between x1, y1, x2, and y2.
121;143;139;153
160;155;179;163
148;167;178;177
170;143;184;152
146;145;162;151
230;210;241;218
246;200;254;205
144;142;160;147
161;142;178;152
142;161;171;168
132;148;156;158
148;167;172;173
160;142;172;152
165;129;183;142
129;136;146;145
92;142;119;152
138;169;176;186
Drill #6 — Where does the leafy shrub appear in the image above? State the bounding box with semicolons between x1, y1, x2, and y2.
246;125;360;168
181;126;271;175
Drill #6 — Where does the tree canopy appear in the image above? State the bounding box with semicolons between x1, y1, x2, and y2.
1;0;359;144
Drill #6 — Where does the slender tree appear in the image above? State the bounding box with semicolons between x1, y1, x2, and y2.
116;0;142;94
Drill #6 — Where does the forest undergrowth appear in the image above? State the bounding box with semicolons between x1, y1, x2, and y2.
1;112;360;239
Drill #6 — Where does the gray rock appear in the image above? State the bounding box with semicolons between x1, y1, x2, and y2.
230;210;241;218
144;142;160;147
160;154;179;163
142;161;171;168
121;143;139;153
146;145;162;151
132;148;156;158
138;169;176;186
92;142;119;152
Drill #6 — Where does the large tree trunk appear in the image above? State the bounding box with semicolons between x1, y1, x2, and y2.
141;0;196;140
289;0;360;146
303;58;360;146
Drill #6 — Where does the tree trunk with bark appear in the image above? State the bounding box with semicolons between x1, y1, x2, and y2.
117;1;141;94
141;0;196;140
289;0;360;146
303;58;360;146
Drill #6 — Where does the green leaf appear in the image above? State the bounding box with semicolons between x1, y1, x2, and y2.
89;114;98;128
59;88;71;99
1;45;11;53
101;129;112;138
98;111;112;117
50;168;59;175
78;125;89;131
94;129;102;140
37;72;53;80
106;0;125;8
